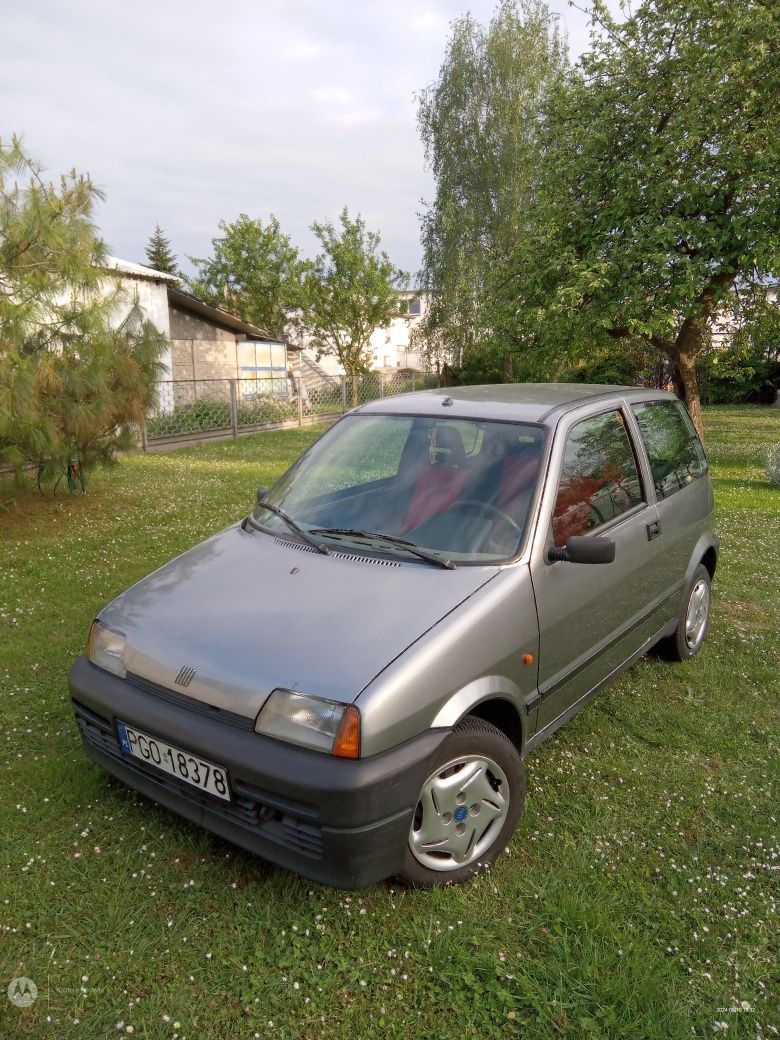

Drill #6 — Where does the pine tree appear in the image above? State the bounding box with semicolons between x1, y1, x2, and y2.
0;137;168;493
145;224;178;275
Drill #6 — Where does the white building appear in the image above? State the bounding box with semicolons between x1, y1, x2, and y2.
102;255;177;379
304;290;431;378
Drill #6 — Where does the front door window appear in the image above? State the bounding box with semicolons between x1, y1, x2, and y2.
552;410;644;546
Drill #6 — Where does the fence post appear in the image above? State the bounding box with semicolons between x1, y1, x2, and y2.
297;377;304;426
229;379;238;438
341;375;347;412
379;372;384;398
412;371;416;392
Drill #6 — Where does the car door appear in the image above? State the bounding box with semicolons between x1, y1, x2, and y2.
529;403;663;735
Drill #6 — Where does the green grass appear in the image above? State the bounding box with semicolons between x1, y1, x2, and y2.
1;408;778;1039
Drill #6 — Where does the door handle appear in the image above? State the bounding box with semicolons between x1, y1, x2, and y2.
646;519;661;541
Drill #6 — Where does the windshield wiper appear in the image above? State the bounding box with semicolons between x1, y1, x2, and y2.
246;503;331;555
311;527;455;569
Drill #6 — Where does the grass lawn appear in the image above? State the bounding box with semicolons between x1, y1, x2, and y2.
1;408;778;1039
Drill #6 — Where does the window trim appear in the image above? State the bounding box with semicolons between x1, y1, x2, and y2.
550;404;649;546
629;398;708;502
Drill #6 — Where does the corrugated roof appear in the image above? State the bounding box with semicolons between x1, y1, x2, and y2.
168;286;301;347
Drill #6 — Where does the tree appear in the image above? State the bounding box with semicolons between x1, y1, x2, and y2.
144;224;179;275
416;0;568;373
0;136;167;490
186;215;305;340
502;0;780;436
698;290;780;404
301;208;407;404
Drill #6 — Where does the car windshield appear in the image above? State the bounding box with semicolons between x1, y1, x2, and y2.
251;414;545;564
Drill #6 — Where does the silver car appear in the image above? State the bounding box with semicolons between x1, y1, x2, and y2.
69;384;717;888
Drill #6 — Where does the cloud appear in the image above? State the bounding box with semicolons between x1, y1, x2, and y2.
0;0;599;277
285;39;324;60
311;86;356;107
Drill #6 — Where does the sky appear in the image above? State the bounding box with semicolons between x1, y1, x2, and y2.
1;0;597;279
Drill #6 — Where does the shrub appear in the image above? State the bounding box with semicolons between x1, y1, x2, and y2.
237;395;295;426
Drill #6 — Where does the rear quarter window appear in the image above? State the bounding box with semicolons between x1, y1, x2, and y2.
631;401;708;500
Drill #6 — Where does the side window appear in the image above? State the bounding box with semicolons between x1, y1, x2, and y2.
631;401;708;500
552;410;644;547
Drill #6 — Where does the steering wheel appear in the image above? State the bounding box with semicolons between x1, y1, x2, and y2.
446;499;523;536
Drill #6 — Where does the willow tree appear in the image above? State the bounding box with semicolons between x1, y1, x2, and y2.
0;137;166;489
506;0;780;435
416;0;568;374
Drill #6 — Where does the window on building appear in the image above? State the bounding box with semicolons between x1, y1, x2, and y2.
407;297;422;316
631;401;708;499
238;340;288;397
552;410;644;546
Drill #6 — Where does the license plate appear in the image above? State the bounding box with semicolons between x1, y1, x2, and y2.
116;721;231;802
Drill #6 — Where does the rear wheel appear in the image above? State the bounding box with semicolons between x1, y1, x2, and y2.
656;563;712;662
399;716;525;887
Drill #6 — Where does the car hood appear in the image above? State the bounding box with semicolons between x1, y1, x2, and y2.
99;525;497;720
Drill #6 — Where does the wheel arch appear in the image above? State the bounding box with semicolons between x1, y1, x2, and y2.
464;698;524;756
700;544;717;579
429;676;527;756
685;532;719;586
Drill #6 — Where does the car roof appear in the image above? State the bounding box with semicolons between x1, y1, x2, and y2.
354;383;677;425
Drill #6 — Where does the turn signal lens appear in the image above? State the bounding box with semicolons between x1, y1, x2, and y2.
332;705;360;759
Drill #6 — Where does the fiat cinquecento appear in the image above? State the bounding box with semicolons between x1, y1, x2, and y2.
69;383;717;888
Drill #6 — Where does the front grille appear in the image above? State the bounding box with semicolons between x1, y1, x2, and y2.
72;700;323;859
125;673;255;731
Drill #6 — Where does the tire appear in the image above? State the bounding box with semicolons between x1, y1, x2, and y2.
656;563;712;662
399;716;526;887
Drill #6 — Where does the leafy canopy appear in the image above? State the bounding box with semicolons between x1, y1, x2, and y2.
301;208;407;401
418;0;780;434
416;0;567;371
497;0;780;432
186;215;305;340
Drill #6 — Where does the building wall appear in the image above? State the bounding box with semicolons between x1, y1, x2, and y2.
169;306;241;382
102;274;174;380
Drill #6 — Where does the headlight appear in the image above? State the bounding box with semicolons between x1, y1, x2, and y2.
87;620;126;678
255;689;360;758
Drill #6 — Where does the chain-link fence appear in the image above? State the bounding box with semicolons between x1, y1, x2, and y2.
144;370;441;449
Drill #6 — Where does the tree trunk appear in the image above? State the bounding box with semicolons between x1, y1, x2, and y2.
350;370;359;406
503;353;513;382
669;314;712;440
669;349;703;440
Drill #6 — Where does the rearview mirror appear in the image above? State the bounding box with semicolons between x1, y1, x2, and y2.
548;535;616;565
256;486;269;506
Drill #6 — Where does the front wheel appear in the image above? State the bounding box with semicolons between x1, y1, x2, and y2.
656;563;712;662
399;716;525;887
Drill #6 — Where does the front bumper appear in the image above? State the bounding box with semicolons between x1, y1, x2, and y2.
68;656;449;888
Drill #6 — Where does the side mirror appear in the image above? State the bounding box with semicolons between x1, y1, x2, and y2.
548;535;616;565
256;486;269;506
